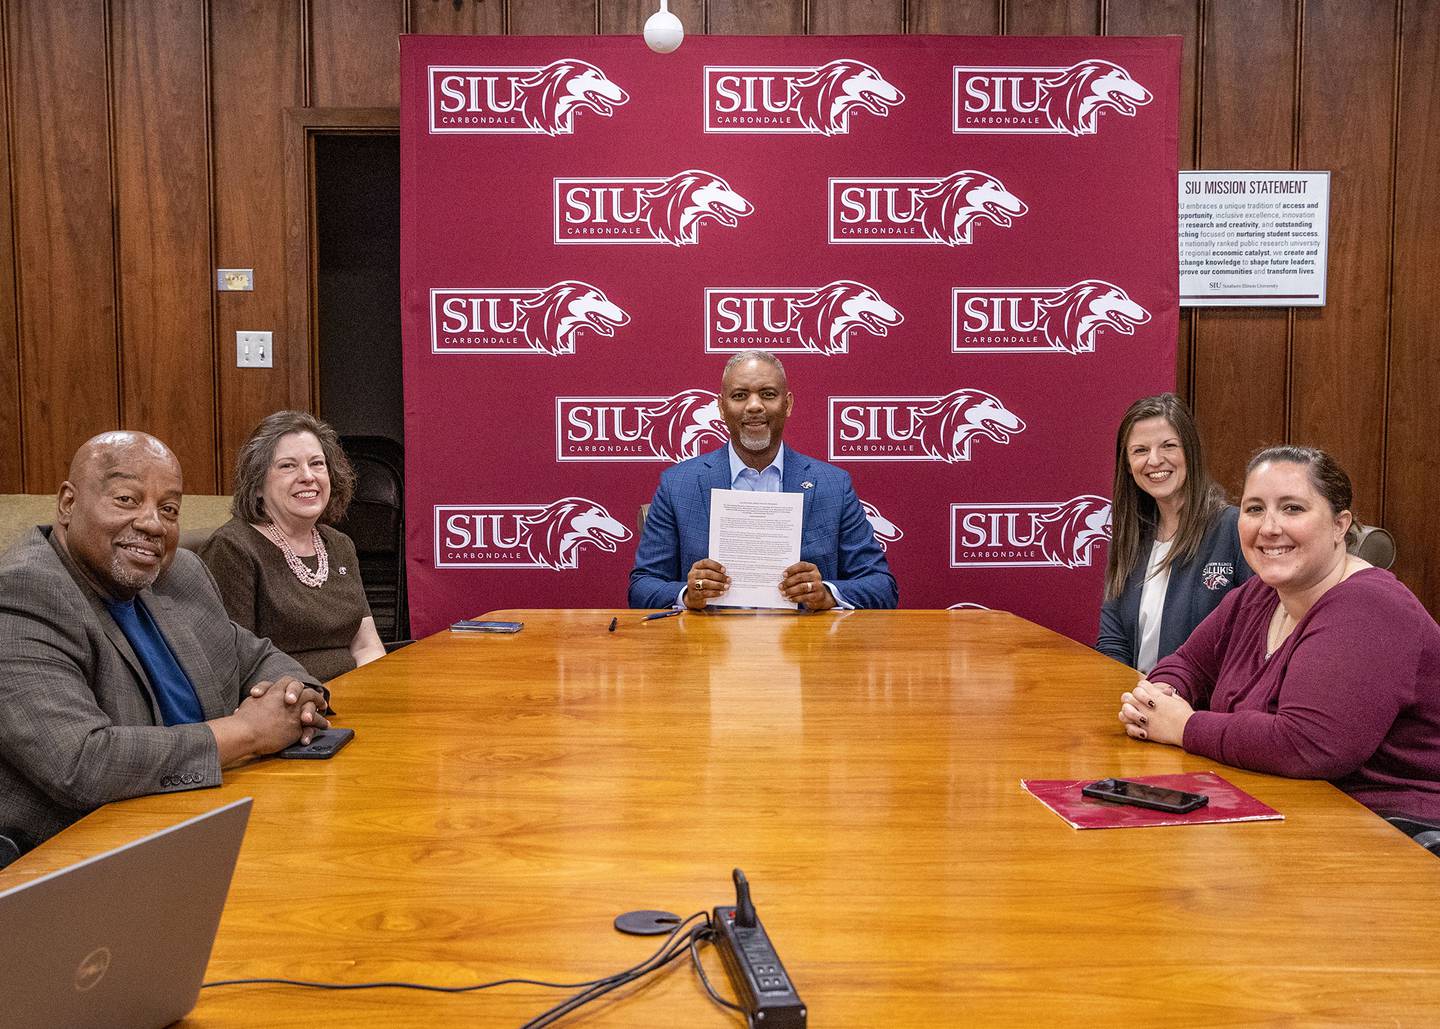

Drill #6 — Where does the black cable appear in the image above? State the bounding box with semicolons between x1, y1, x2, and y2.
201;910;710;997
202;976;593;994
520;930;697;1027
201;909;748;1026
520;920;708;1028
690;925;747;1015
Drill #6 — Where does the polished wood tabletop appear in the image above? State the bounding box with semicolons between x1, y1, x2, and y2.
4;609;1438;1026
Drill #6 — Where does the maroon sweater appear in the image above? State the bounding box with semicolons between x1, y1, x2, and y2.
1149;568;1440;822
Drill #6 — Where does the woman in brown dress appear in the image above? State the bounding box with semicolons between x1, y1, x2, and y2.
199;411;384;683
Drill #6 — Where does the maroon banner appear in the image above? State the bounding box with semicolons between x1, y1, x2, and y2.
401;35;1179;640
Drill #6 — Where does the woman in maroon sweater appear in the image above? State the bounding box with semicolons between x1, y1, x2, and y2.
1118;445;1440;823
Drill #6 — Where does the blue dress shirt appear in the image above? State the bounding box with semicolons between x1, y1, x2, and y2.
104;597;205;725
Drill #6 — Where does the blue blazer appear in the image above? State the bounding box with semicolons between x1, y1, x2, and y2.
628;446;898;610
1097;505;1252;668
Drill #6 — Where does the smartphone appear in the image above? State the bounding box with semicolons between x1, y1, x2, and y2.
278;727;355;760
1081;778;1209;814
450;620;524;633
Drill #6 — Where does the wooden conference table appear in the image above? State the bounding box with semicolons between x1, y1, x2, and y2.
3;609;1438;1026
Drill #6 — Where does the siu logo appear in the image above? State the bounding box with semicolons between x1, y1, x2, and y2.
435;499;631;569
555;170;753;245
829;171;1026;245
953;60;1152;135
860;500;903;551
952;280;1150;354
428;59;628;134
829;389;1025;463
430;282;629;355
1201;561;1235;591
706;281;903;355
951;496;1112;568
556;389;729;462
705;59;904;134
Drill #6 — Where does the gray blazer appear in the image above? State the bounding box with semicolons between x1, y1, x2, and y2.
0;526;318;855
1097;505;1252;669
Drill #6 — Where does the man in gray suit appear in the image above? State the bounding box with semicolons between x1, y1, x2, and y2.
0;431;329;861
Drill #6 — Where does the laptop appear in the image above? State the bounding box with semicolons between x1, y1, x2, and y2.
0;797;252;1029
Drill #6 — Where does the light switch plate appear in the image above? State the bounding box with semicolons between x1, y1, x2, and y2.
236;331;273;368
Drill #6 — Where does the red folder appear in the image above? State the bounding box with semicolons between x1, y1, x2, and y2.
1022;771;1283;829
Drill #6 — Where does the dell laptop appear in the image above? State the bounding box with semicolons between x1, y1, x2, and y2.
0;797;251;1029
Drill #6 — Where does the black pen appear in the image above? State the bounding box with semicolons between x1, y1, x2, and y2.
642;608;684;622
608;617;618;632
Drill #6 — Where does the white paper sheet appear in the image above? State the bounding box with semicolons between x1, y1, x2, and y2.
707;488;802;609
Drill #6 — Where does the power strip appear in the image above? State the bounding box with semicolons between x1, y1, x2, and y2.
711;870;806;1028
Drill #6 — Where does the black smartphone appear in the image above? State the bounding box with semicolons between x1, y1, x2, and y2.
1081;778;1209;814
450;620;524;633
278;727;355;760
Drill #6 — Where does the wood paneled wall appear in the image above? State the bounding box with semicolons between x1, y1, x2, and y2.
1;0;1436;613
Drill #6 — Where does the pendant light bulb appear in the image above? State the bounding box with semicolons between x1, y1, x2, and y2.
644;0;684;54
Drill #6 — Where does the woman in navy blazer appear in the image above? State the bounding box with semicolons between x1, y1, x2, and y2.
1097;394;1251;671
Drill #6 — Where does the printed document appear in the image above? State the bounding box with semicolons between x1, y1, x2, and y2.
708;489;802;609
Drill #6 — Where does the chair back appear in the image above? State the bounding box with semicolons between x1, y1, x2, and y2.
1349;523;1395;569
336;436;407;641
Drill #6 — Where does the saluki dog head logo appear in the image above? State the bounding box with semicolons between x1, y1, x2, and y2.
950;496;1112;568
556;390;726;462
1030;495;1113;568
513;59;629;136
913;389;1026;463
1201;561;1235;591
1035;280;1150;354
915;171;1028;246
790;60;905;135
430;283;627;355
791;281;904;354
953;60;1150;135
705;283;902;355
829;390;1025;462
860;500;903;551
1038;60;1152;137
429;60;627;134
639;170;754;246
518;498;632;570
515;281;629;355
830;172;1025;246
951;280;1149;355
640;390;730;462
705;60;903;134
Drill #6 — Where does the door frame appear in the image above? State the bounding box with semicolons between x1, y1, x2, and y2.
282;107;400;415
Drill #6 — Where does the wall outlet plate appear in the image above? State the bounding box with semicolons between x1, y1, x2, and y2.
217;268;254;291
236;331;273;368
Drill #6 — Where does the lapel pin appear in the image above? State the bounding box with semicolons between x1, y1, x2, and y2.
338;567;348;575
802;481;814;490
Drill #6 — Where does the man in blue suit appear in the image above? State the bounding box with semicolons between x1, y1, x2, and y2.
629;350;898;611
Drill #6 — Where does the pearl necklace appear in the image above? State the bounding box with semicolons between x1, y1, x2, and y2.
260;522;329;588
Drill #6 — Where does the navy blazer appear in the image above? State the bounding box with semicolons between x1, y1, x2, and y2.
628;445;898;610
1097;505;1252;668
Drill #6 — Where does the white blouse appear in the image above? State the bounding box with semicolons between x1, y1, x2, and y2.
1135;538;1174;674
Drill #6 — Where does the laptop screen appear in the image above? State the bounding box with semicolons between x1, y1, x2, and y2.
0;797;251;1029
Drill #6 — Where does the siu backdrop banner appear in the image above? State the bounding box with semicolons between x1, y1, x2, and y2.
400;35;1179;641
